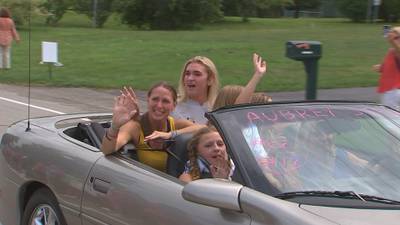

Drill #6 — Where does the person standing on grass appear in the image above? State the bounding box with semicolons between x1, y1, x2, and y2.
373;26;400;110
0;8;20;70
172;56;220;124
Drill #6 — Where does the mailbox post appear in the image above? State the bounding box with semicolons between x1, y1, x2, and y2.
286;41;322;100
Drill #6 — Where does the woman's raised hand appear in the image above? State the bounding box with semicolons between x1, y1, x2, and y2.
253;53;267;77
111;88;139;130
121;86;140;120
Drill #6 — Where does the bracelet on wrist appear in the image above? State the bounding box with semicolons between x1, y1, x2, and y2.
170;130;178;139
111;122;120;132
105;131;113;141
105;128;118;141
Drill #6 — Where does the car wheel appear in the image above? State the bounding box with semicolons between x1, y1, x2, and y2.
21;187;67;225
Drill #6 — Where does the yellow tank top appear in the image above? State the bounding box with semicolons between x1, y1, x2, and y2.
136;116;176;172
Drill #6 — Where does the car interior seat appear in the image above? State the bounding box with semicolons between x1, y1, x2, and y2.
166;133;193;177
77;122;138;159
78;122;105;149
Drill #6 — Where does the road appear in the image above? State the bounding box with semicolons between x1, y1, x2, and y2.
0;83;380;137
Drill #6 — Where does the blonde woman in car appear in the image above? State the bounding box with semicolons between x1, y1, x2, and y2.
172;56;220;124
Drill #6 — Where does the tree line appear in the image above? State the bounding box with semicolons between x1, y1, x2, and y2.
1;0;399;30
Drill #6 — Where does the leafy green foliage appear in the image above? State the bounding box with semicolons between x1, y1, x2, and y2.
380;0;400;22
40;0;73;25
223;0;291;20
255;0;291;17
336;0;367;22
0;0;43;25
119;0;223;30
238;0;257;22
285;0;321;18
74;0;114;27
199;0;224;23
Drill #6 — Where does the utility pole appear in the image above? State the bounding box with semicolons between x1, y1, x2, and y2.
92;0;98;28
366;0;372;23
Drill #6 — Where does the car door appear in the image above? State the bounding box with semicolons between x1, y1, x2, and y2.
81;155;251;225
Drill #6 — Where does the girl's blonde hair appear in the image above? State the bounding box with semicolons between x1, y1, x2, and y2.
212;85;244;110
178;56;220;108
187;126;230;180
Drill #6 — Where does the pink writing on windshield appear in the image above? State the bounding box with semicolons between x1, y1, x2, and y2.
247;107;336;123
251;136;287;149
258;156;300;174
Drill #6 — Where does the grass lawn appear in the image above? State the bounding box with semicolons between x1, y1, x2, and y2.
0;11;392;92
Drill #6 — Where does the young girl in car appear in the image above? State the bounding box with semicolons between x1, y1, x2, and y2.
179;126;235;182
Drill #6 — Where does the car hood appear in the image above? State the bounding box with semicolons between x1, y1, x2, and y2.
300;204;400;225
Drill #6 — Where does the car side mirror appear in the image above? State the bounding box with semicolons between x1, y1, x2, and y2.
182;178;243;211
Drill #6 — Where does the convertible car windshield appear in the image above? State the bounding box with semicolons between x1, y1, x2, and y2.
212;103;400;202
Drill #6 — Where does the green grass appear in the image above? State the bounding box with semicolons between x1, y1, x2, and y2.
0;11;392;92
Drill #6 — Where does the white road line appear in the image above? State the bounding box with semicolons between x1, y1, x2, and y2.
0;97;65;115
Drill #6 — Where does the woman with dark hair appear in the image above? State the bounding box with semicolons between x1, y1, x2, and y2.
179;126;234;182
0;8;19;69
101;82;204;172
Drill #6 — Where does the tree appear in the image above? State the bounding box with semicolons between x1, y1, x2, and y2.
379;0;400;22
336;0;367;22
285;0;321;18
222;0;290;21
74;0;114;28
118;0;223;30
40;0;73;25
222;0;240;16
238;0;257;22
256;0;291;18
199;0;224;23
0;0;43;25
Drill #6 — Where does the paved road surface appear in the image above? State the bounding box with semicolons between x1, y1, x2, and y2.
0;83;380;137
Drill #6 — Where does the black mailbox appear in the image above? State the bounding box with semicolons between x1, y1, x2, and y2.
286;41;322;60
285;40;322;100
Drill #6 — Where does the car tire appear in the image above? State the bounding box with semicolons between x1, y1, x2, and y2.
21;187;67;225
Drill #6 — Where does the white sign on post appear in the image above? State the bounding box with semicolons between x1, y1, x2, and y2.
41;41;58;63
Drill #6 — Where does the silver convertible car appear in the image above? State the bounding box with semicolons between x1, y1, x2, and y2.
1;101;400;225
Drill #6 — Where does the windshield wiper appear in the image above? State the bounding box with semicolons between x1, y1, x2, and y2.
276;191;400;205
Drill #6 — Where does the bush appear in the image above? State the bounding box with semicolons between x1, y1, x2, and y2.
119;0;223;30
223;0;290;21
256;0;290;18
336;0;367;22
0;0;43;25
74;0;114;28
40;0;72;25
380;0;400;22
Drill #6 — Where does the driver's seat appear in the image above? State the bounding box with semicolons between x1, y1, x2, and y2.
166;133;193;177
